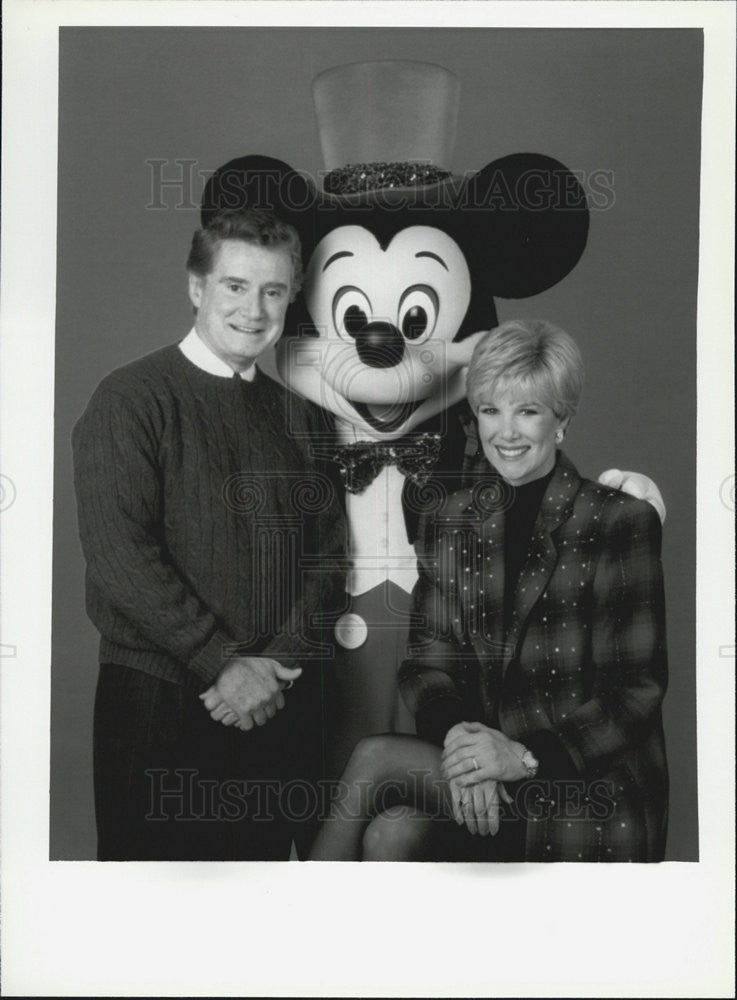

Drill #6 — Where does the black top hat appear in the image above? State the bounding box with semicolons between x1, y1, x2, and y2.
201;58;590;298
313;59;463;206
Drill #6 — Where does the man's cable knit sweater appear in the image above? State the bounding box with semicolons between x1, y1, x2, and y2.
72;344;345;687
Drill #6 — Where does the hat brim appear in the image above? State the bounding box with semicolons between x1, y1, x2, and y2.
319;174;465;210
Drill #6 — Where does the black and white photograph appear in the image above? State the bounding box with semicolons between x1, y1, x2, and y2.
1;1;734;997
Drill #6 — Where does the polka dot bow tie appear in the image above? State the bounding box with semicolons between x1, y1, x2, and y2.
328;434;443;494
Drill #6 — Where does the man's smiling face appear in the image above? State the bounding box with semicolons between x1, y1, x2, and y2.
188;238;293;373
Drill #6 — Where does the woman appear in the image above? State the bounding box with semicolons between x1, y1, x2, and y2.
310;319;668;862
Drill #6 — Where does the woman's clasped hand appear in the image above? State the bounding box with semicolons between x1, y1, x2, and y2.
442;722;527;836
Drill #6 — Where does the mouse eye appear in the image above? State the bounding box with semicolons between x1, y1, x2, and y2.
332;287;372;340
398;285;439;342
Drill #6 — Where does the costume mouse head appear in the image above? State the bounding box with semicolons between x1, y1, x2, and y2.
202;60;589;440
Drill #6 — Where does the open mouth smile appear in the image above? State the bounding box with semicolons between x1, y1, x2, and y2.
496;445;530;459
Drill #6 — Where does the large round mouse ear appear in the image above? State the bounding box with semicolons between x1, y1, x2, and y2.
200;154;317;249
463;153;589;299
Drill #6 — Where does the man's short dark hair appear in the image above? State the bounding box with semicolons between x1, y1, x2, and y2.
186;208;303;299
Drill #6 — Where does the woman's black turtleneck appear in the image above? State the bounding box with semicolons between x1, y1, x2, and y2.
502;464;556;630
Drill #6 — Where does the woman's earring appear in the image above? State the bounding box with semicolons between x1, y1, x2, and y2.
555;429;564;444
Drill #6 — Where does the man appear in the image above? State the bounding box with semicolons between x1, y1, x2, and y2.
73;209;345;861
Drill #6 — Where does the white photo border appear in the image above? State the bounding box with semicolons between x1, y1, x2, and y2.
1;2;734;997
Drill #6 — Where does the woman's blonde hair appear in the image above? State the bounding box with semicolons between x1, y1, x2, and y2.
466;319;584;421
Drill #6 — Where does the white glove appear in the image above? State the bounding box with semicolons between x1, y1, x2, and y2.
597;469;666;524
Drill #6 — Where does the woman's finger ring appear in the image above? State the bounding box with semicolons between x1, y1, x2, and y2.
472;757;480;771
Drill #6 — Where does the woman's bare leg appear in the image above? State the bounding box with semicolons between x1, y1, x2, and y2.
361;805;437;861
309;734;450;861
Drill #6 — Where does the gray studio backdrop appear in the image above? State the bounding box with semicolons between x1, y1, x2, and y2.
51;27;702;860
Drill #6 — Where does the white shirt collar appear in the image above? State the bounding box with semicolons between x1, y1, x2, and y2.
179;328;256;381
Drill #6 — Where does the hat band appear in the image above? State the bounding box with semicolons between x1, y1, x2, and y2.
323;161;452;195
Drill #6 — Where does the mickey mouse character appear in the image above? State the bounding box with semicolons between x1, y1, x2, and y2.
202;60;665;779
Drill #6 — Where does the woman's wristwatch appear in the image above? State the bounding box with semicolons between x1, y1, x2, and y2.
519;747;540;779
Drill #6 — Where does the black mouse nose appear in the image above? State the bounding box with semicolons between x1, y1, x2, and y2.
355;322;405;368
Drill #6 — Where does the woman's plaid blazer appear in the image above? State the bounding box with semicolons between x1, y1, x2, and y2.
399;451;668;862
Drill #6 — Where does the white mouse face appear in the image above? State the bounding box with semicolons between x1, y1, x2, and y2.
277;225;476;439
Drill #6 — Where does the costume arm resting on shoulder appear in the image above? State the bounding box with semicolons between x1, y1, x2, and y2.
598;469;666;524
72;385;233;684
